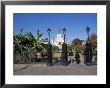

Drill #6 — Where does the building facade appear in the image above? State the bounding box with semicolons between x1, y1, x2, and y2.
51;28;66;49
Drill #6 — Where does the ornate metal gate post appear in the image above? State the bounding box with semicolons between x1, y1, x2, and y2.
61;28;68;66
47;28;53;66
84;26;93;66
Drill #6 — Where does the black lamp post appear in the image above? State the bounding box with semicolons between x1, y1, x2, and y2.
63;28;66;43
86;26;90;42
47;28;51;43
46;28;53;66
84;26;93;66
61;28;68;66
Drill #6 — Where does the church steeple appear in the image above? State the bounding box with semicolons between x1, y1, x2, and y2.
58;28;61;34
57;28;61;38
52;27;64;49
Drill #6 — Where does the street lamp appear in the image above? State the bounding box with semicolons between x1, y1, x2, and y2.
63;27;66;43
86;26;90;41
47;27;51;43
84;26;93;66
61;28;68;66
46;27;53;66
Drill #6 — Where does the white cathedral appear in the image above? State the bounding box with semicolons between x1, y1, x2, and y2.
51;28;67;49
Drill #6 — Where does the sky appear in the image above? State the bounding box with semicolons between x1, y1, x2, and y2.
13;13;97;43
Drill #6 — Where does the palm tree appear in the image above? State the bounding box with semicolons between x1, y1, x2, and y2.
14;27;47;63
33;29;46;52
14;27;27;63
14;27;24;53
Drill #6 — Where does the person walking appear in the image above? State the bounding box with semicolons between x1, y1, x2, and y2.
68;50;74;63
75;51;81;64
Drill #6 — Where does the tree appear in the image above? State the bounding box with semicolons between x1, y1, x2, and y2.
14;27;32;63
71;38;83;53
67;44;74;52
14;28;47;63
14;27;35;52
72;38;82;45
89;33;97;49
23;32;35;51
14;27;25;53
33;29;46;52
52;45;59;52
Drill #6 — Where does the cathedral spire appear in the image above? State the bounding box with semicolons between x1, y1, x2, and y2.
58;28;61;34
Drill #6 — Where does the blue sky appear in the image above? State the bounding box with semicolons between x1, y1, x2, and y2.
13;13;97;43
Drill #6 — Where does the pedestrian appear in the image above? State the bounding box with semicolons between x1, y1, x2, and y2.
68;50;74;63
75;51;81;64
94;50;97;65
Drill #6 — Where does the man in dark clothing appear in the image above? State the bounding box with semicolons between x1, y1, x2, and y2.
68;51;74;63
75;51;81;64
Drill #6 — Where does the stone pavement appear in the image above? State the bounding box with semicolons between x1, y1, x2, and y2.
14;62;97;75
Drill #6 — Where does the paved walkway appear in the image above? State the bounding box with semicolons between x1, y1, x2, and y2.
14;62;97;75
